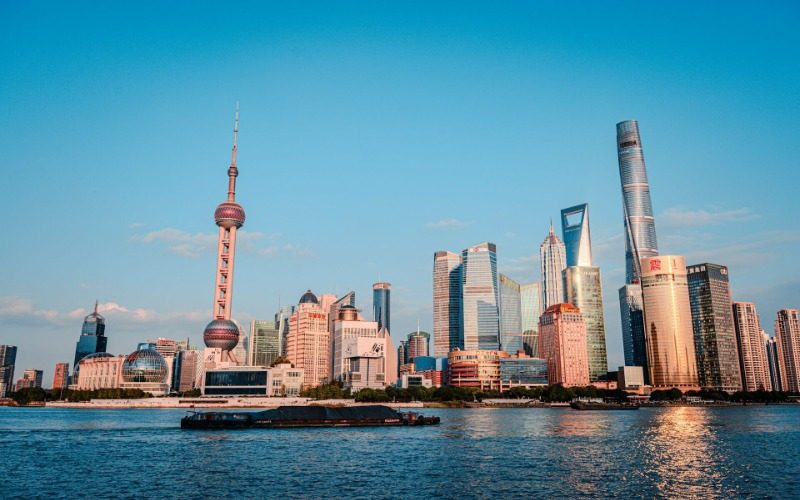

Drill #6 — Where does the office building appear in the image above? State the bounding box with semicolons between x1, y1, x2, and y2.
447;349;507;391
249;320;282;367
686;264;742;392
498;274;523;354
619;284;648;382
15;369;43;391
407;329;431;360
462;242;500;350
286;290;331;389
640;256;699;389
275;304;295;357
202;108;246;364
397;340;408;376
618;366;645;391
203;366;270;396
0;345;17;397
520;283;541;357
372;282;391;333
73;302;108;379
433;250;463;356
538;304;590;387
172;349;200;393
499;356;548;389
561;203;593;268
775;309;800;393
266;361;304;396
52;363;69;390
331;305;392;390
765;333;783;392
732;302;771;391
540;223;566;309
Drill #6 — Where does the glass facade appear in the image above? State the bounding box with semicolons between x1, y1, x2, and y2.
275;305;295;357
498;274;523;354
766;334;783;392
0;345;17;397
640;256;699;388
121;349;168;383
561;203;593;268
520;283;540;357
372;283;391;333
540;223;566;309
499;357;548;386
565;266;608;382
433;251;463;356
461;242;500;350
249;319;281;367
73;307;108;372
687;264;742;392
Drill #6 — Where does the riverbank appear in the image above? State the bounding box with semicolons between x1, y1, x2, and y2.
43;397;425;409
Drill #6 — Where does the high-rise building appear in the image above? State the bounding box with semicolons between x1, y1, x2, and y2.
561;203;593;268
561;203;607;382
686;264;742;392
447;349;507;391
640;256;699;389
286;290;331;389
775;309;800;393
202;107;246;365
765;333;783;392
538;304;590;387
520;283;541;357
16;369;43;391
498;274;523;354
332;305;393;390
540;223;566;309
462;242;500;350
372;283;391;333
172;349;200;393
73;302;108;383
249;320;282;367
397;341;408;376
619;284;648;382
433;251;463;356
52;363;69;390
0;345;18;397
732;302;771;392
275;304;295;357
406;329;431;360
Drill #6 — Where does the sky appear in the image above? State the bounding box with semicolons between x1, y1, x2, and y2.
1;1;799;385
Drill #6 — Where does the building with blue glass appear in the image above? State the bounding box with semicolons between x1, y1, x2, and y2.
499;357;548;388
372;282;391;333
499;274;523;354
73;302;108;381
461;242;500;350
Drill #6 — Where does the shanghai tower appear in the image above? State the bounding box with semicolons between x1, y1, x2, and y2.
617;120;658;377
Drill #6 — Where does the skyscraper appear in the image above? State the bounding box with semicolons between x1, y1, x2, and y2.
540;223;566;309
372;283;391;333
202;107;246;364
0;345;17;397
52;363;69;391
561;203;593;268
286;290;331;388
462;242;500;350
561;203;607;382
249;320;282;367
433;251;462;356
275;304;295;357
733;302;771;391
640;256;699;389
617;120;659;284
774;309;800;393
73;302;108;379
498;274;523;354
538;303;590;387
616;120;659;382
687;264;742;392
406;329;431;360
520;283;541;357
765;333;783;392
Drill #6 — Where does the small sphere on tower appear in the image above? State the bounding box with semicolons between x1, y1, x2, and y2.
214;201;246;228
203;318;240;350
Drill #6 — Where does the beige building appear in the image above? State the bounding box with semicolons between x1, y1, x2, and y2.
331;305;394;390
733;302;771;391
287;290;331;389
74;353;124;391
538;303;590;387
775;309;800;393
640;255;699;389
447;349;507;391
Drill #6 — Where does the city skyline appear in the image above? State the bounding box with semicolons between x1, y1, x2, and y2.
2;2;799;377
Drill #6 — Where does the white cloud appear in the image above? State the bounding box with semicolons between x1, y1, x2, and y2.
132;227;312;259
425;218;468;230
129;222;146;229
661;206;759;227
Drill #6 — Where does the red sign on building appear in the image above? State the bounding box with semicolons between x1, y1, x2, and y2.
649;259;661;272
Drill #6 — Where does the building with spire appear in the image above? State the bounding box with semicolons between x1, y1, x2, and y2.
540;222;566;310
561;203;608;382
462;242;500;350
372;283;391;334
407;328;431;360
73;302;108;383
202;107;246;366
433;250;463;356
616;120;660;380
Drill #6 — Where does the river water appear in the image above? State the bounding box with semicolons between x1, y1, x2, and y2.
1;405;798;498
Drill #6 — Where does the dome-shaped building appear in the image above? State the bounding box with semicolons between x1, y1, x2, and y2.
119;348;169;396
299;290;319;305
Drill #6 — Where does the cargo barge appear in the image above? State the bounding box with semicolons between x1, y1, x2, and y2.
180;405;440;429
570;401;639;411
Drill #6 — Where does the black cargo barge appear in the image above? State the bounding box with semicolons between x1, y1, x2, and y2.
181;405;440;429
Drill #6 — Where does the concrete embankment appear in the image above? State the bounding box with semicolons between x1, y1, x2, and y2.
45;397;425;409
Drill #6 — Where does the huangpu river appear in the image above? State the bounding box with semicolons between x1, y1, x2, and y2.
1;405;798;498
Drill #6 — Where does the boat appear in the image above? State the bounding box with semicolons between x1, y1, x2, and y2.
180;405;441;429
570;401;639;411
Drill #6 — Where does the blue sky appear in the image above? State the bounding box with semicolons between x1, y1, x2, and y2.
1;1;799;382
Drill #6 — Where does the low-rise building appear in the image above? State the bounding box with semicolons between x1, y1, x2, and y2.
499;356;548;390
447;349;507;391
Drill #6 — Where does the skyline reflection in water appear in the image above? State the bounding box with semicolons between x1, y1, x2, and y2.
0;406;798;498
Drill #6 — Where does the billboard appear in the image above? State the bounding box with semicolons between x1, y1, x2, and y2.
343;337;386;359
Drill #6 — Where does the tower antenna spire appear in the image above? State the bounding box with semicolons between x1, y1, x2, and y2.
94;300;99;314
227;103;239;202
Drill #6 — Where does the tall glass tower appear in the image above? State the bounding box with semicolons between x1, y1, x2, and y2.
540;222;566;309
561;203;592;268
520;283;541;357
372;282;391;333
498;273;523;354
461;242;500;350
433;251;463;356
73;302;108;375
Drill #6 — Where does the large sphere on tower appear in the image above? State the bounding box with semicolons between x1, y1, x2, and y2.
203;319;240;350
214;201;246;228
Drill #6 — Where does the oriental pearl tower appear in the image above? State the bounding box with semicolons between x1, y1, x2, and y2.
202;106;246;363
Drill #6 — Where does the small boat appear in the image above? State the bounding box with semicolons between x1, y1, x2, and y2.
181;405;441;429
570;401;639;411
